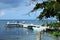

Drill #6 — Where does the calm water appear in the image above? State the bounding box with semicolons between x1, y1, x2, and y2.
0;20;57;40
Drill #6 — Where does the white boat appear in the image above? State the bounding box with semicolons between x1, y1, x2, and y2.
32;26;49;32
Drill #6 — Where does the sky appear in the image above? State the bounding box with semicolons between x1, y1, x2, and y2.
0;0;57;20
0;0;43;20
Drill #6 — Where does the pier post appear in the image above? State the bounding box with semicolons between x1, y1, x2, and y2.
36;31;41;40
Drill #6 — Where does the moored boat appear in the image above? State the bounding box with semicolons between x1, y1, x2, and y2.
32;26;49;32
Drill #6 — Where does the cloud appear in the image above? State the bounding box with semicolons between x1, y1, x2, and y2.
0;0;23;10
0;0;41;20
0;3;12;10
0;0;20;4
0;11;5;17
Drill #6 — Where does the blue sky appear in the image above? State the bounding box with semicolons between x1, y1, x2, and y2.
0;0;57;20
0;0;43;20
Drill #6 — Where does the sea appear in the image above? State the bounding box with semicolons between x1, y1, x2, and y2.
0;20;59;40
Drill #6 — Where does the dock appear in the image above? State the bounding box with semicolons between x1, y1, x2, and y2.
6;22;49;30
6;22;41;28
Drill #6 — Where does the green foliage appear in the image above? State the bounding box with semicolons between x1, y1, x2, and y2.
31;0;60;37
31;3;42;12
31;0;60;21
51;31;60;37
57;0;60;3
45;22;49;26
56;13;60;21
48;22;60;28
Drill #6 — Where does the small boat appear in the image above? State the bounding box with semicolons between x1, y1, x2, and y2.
32;26;49;32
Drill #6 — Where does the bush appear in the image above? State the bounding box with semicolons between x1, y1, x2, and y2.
52;31;60;37
49;22;60;28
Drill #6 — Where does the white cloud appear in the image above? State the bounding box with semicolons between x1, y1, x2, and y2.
0;11;5;17
0;3;11;9
0;0;40;19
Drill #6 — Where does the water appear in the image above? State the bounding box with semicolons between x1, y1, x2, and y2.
0;20;57;40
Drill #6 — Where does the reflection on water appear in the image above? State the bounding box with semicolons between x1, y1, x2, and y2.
0;26;54;40
0;26;36;40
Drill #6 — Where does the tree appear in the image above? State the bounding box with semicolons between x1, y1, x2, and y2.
31;0;60;21
30;0;60;39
